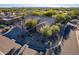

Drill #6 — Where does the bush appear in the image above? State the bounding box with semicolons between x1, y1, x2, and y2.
38;24;60;37
43;10;56;17
32;11;42;16
68;10;79;19
56;14;71;23
0;25;6;28
4;27;10;31
51;25;60;34
39;24;52;37
56;14;65;23
65;15;71;22
56;23;62;28
43;11;53;17
25;19;38;29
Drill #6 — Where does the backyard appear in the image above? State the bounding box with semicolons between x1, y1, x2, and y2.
0;8;79;55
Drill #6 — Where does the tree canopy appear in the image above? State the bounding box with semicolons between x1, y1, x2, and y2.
56;13;71;23
25;19;38;29
68;9;79;19
38;24;60;37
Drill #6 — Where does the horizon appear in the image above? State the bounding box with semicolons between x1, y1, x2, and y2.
0;4;79;8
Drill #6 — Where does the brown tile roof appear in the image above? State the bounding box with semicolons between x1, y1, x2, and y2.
0;35;21;54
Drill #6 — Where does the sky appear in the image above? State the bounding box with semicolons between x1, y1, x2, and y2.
0;4;79;8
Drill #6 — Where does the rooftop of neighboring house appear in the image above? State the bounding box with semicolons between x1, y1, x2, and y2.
0;35;38;55
0;35;21;54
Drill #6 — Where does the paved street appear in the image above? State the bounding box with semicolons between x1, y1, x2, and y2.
61;30;79;55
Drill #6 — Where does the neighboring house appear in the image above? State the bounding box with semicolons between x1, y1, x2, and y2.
0;35;21;54
0;35;38;55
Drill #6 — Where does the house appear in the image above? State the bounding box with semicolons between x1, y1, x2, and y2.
0;35;21;54
0;35;38;55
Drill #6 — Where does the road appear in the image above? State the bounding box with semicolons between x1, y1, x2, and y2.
61;30;79;55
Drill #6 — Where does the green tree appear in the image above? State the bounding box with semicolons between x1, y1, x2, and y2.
38;24;60;37
56;23;62;28
0;25;6;28
56;14;65;23
51;25;60;34
43;10;56;17
39;24;52;37
25;19;38;29
32;11;43;16
56;13;71;23
68;9;79;19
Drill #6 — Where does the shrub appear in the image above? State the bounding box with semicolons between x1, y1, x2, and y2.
4;27;10;31
43;10;56;17
56;14;71;23
32;11;42;16
25;19;38;29
38;24;60;37
39;24;52;37
68;9;79;19
51;25;60;34
43;11;53;17
0;25;6;28
56;14;65;23
56;23;62;28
